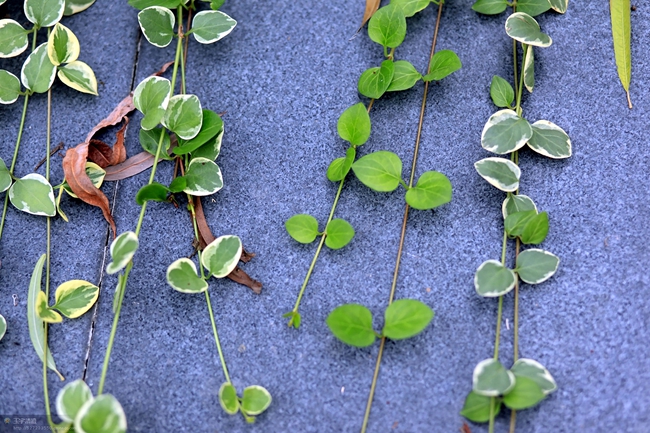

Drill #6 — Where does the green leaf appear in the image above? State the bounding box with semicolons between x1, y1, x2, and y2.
422;50;462;81
511;358;557;395
0;158;12;192
162;94;203;140
175;110;223;155
527;120;572;159
549;0;568;13
75;394;127;433
327;147;356;182
183;157;223;196
133;76;172;130
283;311;301;329
520;211;549;244
9;173;56;216
168;176;186;193
515;249;559;284
57;61;98;95
502;376;545;409
460;391;502;423
63;162;106;198
36;291;63;323
28;255;63;380
325;218;355;250
56;380;93;423
382;299;433;340
505;12;552;47
473;358;516;397
481;109;533;154
201;235;242;278
21;43;57;93
523;45;535;92
516;0;551;17
241;385;272;416
0;19;29;58
504;210;537;238
326;304;376;347
139;127;173;160
352;151;402;192
386;60;422;92
285;214;319;244
472;0;508;15
490;75;514;108
405;171;452;210
474;260;516;297
52;280;99;318
367;4;406;48
135;182;169;205
474;157;521;192
128;0;185;10
24;0;65;27
192;127;223;161
502;194;537;219
47;23;80;65
191;10;237;44
218;382;240;415
138;6;175;48
0;314;5;341
64;0;96;16
337;103;371;146
390;0;429;17
166;258;208;293
210;0;225;10
0;70;21;104
106;231;139;275
358;60;395;99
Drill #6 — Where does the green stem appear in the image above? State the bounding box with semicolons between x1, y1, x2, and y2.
205;290;231;384
514;45;526;116
488;396;496;433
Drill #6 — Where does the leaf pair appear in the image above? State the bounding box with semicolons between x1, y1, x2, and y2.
219;383;272;423
56;380;127;433
326;299;434;347
35;280;100;323
504;209;548;244
285;215;355;250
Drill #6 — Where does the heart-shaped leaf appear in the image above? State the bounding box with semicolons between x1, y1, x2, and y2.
473;358;516;397
515;249;559;284
0;19;29;58
57;61;98;95
460;390;502;423
474;157;521;192
502;376;545;409
24;0;65;27
505;12;552;47
510;358;557;395
423;50;462;82
520;211;549;244
352;151;402;192
382;299;433;340
135;182;170;205
133;76;172;130
502;194;537;219
36;291;63;323
162;94;203;140
183;157;223;196
327;147;356;182
167;258;208;293
106;231;139;275
481;109;532;154
405;171;452;210
21;43;56;93
191;10;237;44
387;60;422;91
337;103;371;146
47;23;80;65
474;260;516;297
138;6;175;48
490;75;514;108
324;218;355;250
358;60;395;99
52;280;99;318
471;0;508;15
56;379;93;423
285;214;319;244
326;304;376;347
64;0;96;16
367;4;406;48
9;173;56;216
201;235;242;278
241;385;272;416
218;382;240;415
527;120;572;159
74;394;127;433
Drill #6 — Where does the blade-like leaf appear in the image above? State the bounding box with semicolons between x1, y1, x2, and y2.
523;45;535;92
610;0;632;107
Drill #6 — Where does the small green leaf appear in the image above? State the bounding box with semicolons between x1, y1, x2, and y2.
191;10;237;44
473;358;516;397
285;214;319;244
201;235;242;278
64;0;96;16
0;70;21;105
175;110;223;155
166;258;208;293
516;0;551;17
474;260;516;297
326;304;376;347
218;382;240;415
405;171;452;210
471;0;508;15
74;394;127;433
327;147;356;182
210;0;225;10
0;158;12;192
352;151;403;192
502;376;545;409
63;162;106;198
36;291;62;323
511;358;557;395
52;280;99;318
162;94;203;140
106;231;139;275
9;173;56;216
502;194;537;219
527;120;572;159
47;23;80;65
128;0;184;9
481;109;533;154
474;157;521;192
283;311;301;328
505;12;552;48
0;19;29;58
138;6;175;48
183;157;223;196
520;211;549;244
387;60;422;91
367;4;406;48
56;380;93;423
358;60;395;99
241;385;272;416
139;127;173;159
490;75;514;108
504;210;537;238
382;299;433;340
515;249;559;284
523;45;535;92
168;176;186;193
390;0;430;17
460;391;502;423
57;61;98;95
0;314;5;341
422;50;462;81
549;0;568;13
135;182;170;205
325;218;355;250
133;76;172;130
337;103;371;146
192;127;223;161
24;0;65;27
21;43;57;93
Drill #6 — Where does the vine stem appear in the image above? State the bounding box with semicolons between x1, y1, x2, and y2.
98;7;185;395
360;3;443;432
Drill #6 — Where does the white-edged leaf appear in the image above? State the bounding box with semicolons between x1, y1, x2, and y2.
57;60;98;95
511;358;557;395
474;260;516;297
182;157;223;196
218;382;240;415
191;10;237;44
201;235;242;278
505;12;552;47
133;76;172;130
0;314;6;341
21;43;57;93
162;94;203;140
549;0;568;13
52;280;99;318
473;358;516;397
0;69;21;104
166;258;208;293
241;385;272;416
47;23;80;65
0;19;29;58
527;120;572;159
24;0;65;27
0;158;11;192
481;109;532;154
36;290;62;323
138;6;175;48
390;0;430;17
516;249;559;284
523;45;534;92
474;157;521;192
106;231;139;275
9;173;56;216
74;394;127;433
56;379;93;423
64;0;96;15
502;194;537;219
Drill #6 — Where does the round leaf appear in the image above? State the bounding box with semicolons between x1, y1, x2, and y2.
337;103;371;146
162;94;203;140
326;304;376;347
9;173;56;216
352;151;403;192
474;260;516;297
57;60;98;95
502;194;537;219
490;75;514;108
481;109;532;154
74;394;127;433
174;109;223;155
52;280;99;319
47;23;80;65
191;10;237;44
382;299;434;340
460;390;502;423
21;43;57;93
106;231;139;275
135;182;170;205
505;12;552;48
24;0;65;27
527;120;572;159
166;258;208;293
405;171;452;210
391;0;430;17
386;60;422;92
474;157;521;192
56;379;93;423
218;382;240;415
63;162;105;197
0;19;29;58
324;218;355;250
471;0;508;15
516;0;551;17
285;214;319;244
515;249;559;284
64;0;96;16
502;376;545;409
520;211;549;244
358;59;395;100
0;158;12;193
241;385;272;416
473;358;516;397
36;291;62;323
367;4;406;48
183;157;223;196
0;70;21;104
138;6;175;48
133;76;172;130
201;235;242;278
511;358;557;395
422;50;462;82
327;147;356;182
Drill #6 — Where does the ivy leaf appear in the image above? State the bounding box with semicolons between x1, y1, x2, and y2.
21;43;57;93
52;280;99;319
502;194;537;219
474;157;521;192
285;214;319;244
24;0;65;28
47;23;80;65
515;0;551;17
515;249;559;284
191;10;237;44
490;75;514;108
473;358;516;397
422;50;462;82
201;235;242;278
133;76;172;130
218;382;240;415
56;380;93;423
520;211;549;245
481;109;532;154
386;60;422;92
162;94;203;140
106;231;139;275
138;6;175;48
502;376;545;409
74;394;127;433
367;4;406;49
183;157;223;196
327;147;356;182
337;103;371;146
471;0;508;15
505;12;552;48
326;304;376;347
474;260;516;297
0;19;29;58
0;70;21;105
58;61;98;95
166;258;208;294
511;358;557;395
9;173;56;216
527;120;572;159
352;151;403;192
405;171;452;210
324;218;355;250
460;391;502;423
382;299;433;340
358;60;395;99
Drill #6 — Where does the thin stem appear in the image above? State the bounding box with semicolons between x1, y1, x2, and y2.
513;238;520;361
493;296;503;360
488;396;496;433
509;409;517;433
626;90;633;109
512;3;518;97
360;336;386;433
514;44;526;116
205;290;231;383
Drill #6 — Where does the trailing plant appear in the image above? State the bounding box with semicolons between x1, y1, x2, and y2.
284;0;459;329
609;0;632;108
461;2;570;432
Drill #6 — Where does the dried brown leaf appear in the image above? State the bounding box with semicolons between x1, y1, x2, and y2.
87;117;129;168
104;151;154;181
359;0;381;32
228;266;263;294
460;423;472;433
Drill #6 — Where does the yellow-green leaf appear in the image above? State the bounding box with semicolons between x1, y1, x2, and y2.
610;0;632;108
47;23;80;65
36;291;63;324
52;280;99;319
57;60;98;95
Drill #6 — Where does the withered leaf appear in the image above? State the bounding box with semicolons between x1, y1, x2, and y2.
359;0;381;32
87;118;128;168
228;266;262;294
104;151;154;181
460;423;472;433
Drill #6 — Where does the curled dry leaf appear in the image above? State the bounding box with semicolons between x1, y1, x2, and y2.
104;151;154;181
359;0;381;32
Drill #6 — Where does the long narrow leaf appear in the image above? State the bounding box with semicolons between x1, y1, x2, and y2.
610;0;632;108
